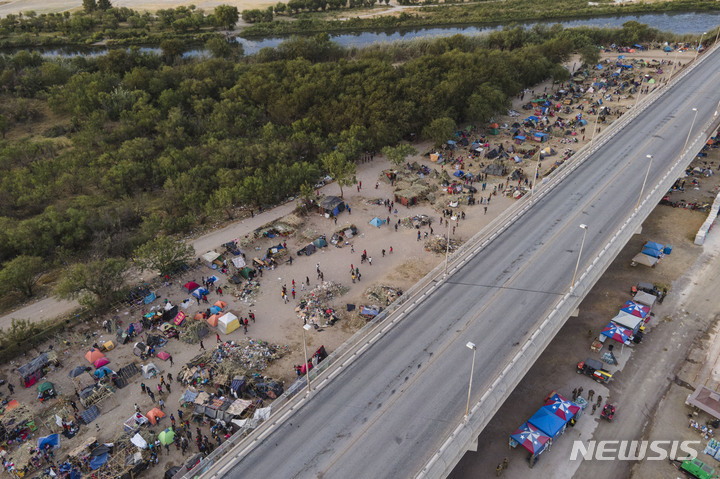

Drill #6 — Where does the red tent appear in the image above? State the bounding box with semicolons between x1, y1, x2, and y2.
183;281;200;292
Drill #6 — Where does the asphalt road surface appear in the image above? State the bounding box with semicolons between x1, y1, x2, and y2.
208;49;720;479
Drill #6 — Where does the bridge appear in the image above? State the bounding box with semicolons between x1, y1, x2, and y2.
193;45;720;479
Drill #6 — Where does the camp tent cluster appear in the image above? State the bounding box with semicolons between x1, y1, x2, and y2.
632;240;671;268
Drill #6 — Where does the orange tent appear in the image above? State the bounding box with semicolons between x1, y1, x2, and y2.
206;314;219;327
490;123;499;129
146;407;165;425
213;300;227;309
85;349;105;364
194;313;204;320
4;400;19;412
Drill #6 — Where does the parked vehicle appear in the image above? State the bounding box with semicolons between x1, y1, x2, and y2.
576;358;612;383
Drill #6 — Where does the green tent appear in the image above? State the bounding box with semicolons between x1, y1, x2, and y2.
158;428;175;446
239;267;254;279
489;128;500;135
37;382;54;394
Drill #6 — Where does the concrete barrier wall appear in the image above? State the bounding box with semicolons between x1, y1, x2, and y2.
695;189;720;245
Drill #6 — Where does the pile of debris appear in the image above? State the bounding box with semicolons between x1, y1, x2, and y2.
235;280;261;304
365;285;403;306
181;320;209;344
296;281;348;327
425;235;463;254
400;215;432;229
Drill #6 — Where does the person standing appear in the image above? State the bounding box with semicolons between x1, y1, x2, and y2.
199;340;205;351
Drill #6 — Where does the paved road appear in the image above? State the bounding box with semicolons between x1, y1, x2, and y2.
208;49;720;479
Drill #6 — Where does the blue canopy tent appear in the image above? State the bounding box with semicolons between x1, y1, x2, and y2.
528;406;567;440
601;322;632;343
620;300;650;319
192;287;209;299
369;217;383;228
544;393;581;422
509;422;551;455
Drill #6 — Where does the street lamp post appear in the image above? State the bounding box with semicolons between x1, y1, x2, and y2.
682;108;699;156
571;224;588;289
694;32;707;63
636;154;654;211
633;76;645;110
531;148;541;196
590;104;601;146
302;323;313;395
444;217;451;276
465;342;477;418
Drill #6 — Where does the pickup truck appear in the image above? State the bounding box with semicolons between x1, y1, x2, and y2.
577;358;612;384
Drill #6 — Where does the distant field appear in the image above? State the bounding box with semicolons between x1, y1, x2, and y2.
0;0;276;17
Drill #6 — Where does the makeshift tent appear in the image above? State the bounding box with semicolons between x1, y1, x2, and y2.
131;433;148;449
93;357;110;368
69;366;89;378
183;281;200;292
80;405;101;424
633;291;657;307
214;300;227;309
206;314;219;328
601;322;632;343
544;393;580;422
18;353;53;387
89;453;109;470
218;313;240;334
202;251;222;268
429;153;443;163
528;406;567;440
642;241;665;258
620;300;650;319
173;311;187;326
369;217;383;228
632;253;659;267
664;46;672;52
157;351;171;361
510;422;551;455
231;256;246;269
38;433;60;449
453;170;464;178
319;196;345;216
146;408;165;425
610;311;643;334
144;292;157;304
192;287;209;299
141;363;161;379
85;349;105;364
93;366;113;379
37;381;56;400
313;237;328;248
124;413;149;433
239;267;254;279
158;428;175;445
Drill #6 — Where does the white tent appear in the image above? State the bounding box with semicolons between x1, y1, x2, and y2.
141;363;161;379
633;291;657;308
610;312;643;334
217;313;240;334
632;253;658;267
130;433;148;449
202;251;221;268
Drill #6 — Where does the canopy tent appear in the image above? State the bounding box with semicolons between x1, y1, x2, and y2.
146;407;165;425
202;251;222;268
528;406;567;439
620;300;650;319
369;217;384;228
157;351;171;361
218;313;240;334
192;287;209;299
510;422;551;455
610;311;643;334
183;281;200;292
141;363;161;379
85;349;105;364
601;322;632;343
544;393;580;422
633;291;657;308
158;428;175;445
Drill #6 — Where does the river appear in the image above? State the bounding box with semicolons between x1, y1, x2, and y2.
33;11;720;58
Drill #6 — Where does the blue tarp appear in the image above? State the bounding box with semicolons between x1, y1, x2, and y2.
361;307;379;316
526;116;539;122
210;306;222;315
634;44;644;49
369;217;383;228
180;389;199;403
578;119;588;126
596;64;603;70
89;453;109;470
515;135;526;140
93;366;113;378
447;140;456;145
664;46;672;52
144;292;156;304
81;405;101;424
192;287;209;299
38;434;60;449
644;241;664;251
528;406;566;439
618;55;625;59
453;170;464;177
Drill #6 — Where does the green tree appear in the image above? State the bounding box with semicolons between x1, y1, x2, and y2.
382;144;418;167
55;258;129;307
320;150;356;198
160;39;185;61
82;0;97;13
205;36;238;58
214;4;239;29
422;117;456;147
579;44;600;66
97;0;112;10
134;235;195;276
0;115;8;138
0;255;44;297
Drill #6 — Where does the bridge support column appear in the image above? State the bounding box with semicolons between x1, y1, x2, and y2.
466;438;478;452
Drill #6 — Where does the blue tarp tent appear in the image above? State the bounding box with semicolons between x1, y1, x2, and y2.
642;241;664;258
94;366;113;378
38;434;60;449
360;306;379;316
210;306;222;315
526;116;539;122
192;287;209;299
510;422;551;454
578;119;588;126
528;407;567;440
144;292;156;304
369;217;383;228
89;453;109;470
618;55;625;59
453;170;464;177
634;44;644;50
515;135;526;141
447;140;457;145
664;46;672;52
596;64;603;70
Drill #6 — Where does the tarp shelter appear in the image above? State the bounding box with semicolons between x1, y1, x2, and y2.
173;311;187;326
430;153;443;163
620;300;650;319
210;305;222;315
239;267;254;279
664;46;673;52
642;241;665;258
610;311;643;334
633;291;657;308
124;413;149;433
89;452;109;470
218;313;240;334
93;357;110;368
686;386;720;420
528;406;567;440
206;314;219;328
85;349;105;365
231;256;246;269
141;363;161;379
532;132;548;142
144;292;156;304
38;433;60;450
37;381;55;399
544;393;580;421
93;366;113;379
601;322;632;343
313;237;328;248
131;433;148;449
510;422;551;454
632;253;659;267
192;287;209;299
369;217;384;228
69;366;89;378
158;428;175;445
157;351;170;361
18;353;52;387
80;405;100;424
453;170;464;178
146;408;165;425
202;251;222;268
184;281;200;292
319;196;345;217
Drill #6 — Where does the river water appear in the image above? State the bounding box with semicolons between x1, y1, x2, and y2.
33;11;720;58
